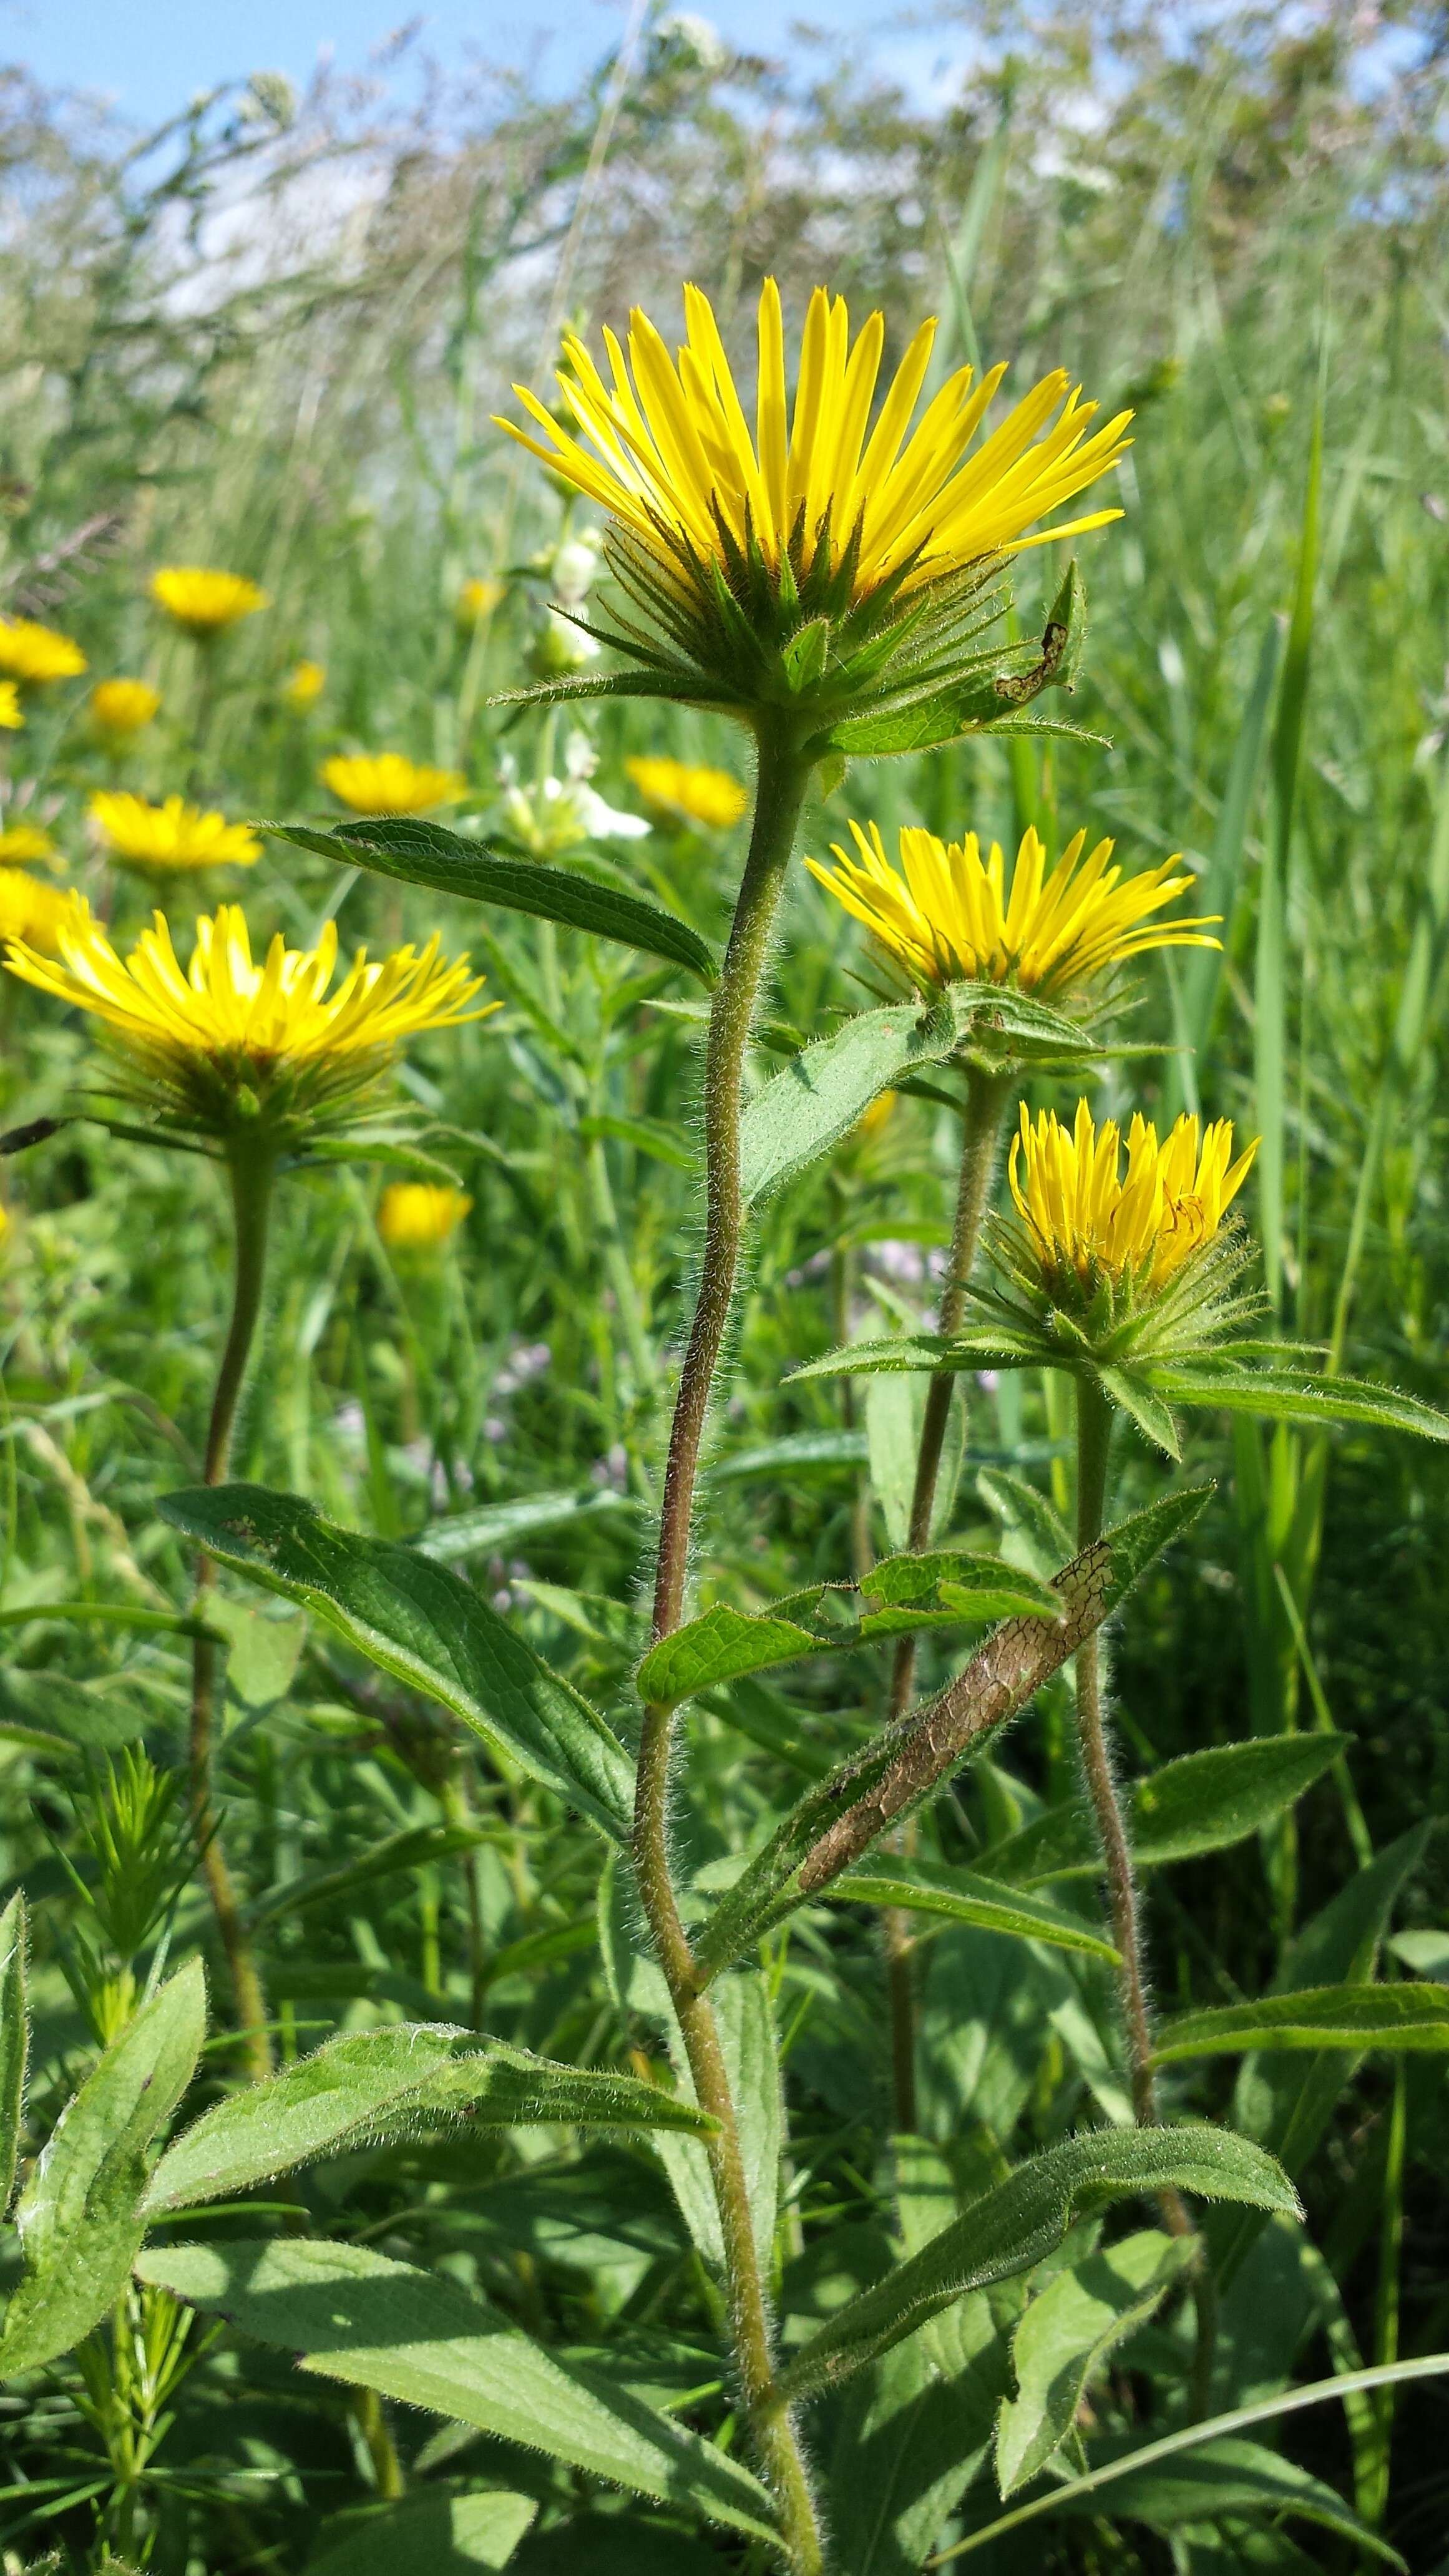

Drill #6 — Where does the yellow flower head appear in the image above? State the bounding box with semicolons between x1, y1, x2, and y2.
1010;1099;1258;1299
0;822;56;863
0;681;21;729
150;567;268;636
809;821;1217;1000
0;618;87;685
456;577;503;627
281;658;325;710
4;895;491;1143
624;755;748;831
89;791;261;872
322;754;468;816
0;868;76;955
498;279;1131;617
90;678;160;737
378;1180;473;1251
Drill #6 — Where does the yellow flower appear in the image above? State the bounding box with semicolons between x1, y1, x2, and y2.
281;658;325;710
322;754;468;816
809;822;1217;999
1010;1099;1258;1297
0;682;21;729
0;618;87;685
90;678;161;737
378;1181;473;1251
0;868;76;955
149;567;268;636
456;577;503;627
0;822;56;863
89;791;261;872
497;279;1131;615
4;896;491;1141
624;755;748;831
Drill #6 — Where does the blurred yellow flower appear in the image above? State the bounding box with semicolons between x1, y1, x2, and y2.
322;754;467;816
89;791;261;872
1010;1100;1257;1297
0;617;87;685
499;279;1131;616
809;822;1217;1000
0;868;75;955
624;756;748;831
0;682;21;729
0;822;56;863
90;678;161;737
150;567;268;635
281;658;325;710
378;1180;473;1251
5;897;491;1136
456;578;503;626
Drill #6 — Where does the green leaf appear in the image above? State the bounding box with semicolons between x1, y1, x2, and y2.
261;817;719;987
0;1895;26;2222
652;1970;780;2276
788;1329;1047;1385
248;1823;489;1928
138;2237;778;2542
1130;1734;1350;1866
995;2227;1196;2496
1052;2435;1401;2562
0;1959;205;2377
707;1428;869;1483
304;2491;538;2576
1097;1364;1181;1460
205;1593;306;1712
414;1486;637;1563
827;2288;1008;2575
977;1466;1074;1580
776;2124;1298;2399
865;1548;1060;1621
145;2024;711;2213
739;998;956;1203
1154;1982;1449;2064
822;1857;1119;1962
577;1111;696;1170
156;1483;634;1841
1148;1362;1449;1442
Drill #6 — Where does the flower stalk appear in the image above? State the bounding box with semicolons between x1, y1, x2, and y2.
635;711;824;2572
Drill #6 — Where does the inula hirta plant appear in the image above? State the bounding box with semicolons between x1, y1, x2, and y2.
5;260;1449;2576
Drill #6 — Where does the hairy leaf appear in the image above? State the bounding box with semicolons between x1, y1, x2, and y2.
304;2490;538;2576
1154;1982;1449;2064
995;2228;1196;2495
1051;2436;1402;2560
822;1856;1118;1961
1148;1362;1449;1442
0;1895;26;2222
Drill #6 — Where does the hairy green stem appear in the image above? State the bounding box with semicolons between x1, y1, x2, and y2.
190;1139;276;2084
1072;1373;1217;2413
636;716;824;2572
882;1065;1012;2131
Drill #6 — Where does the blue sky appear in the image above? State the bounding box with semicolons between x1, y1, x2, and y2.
1;1;914;126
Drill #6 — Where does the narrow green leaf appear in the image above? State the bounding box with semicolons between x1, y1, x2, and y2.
145;2024;711;2213
303;2490;537;2576
0;1960;205;2377
707;1428;868;1483
0;1895;26;2222
822;1858;1119;1962
248;1823;490;1928
1169;617;1281;1121
156;1484;634;1840
789;1329;1048;1384
261;818;719;985
1154;1983;1449;2065
414;1487;637;1563
977;1466;1074;1580
138;2237;778;2541
1097;1365;1181;1460
653;1970;781;2276
1150;1363;1449;1442
996;2228;1196;2496
740;1000;955;1203
777;2124;1299;2398
1130;1734;1350;1865
1054;2435;1400;2562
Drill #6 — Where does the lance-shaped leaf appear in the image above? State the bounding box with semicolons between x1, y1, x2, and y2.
821;1856;1118;1962
995;2228;1197;2497
1145;1362;1449;1442
0;1895;26;2222
0;1959;205;2377
693;1486;1212;1978
776;2124;1298;2400
1051;2436;1403;2561
983;1734;1352;1885
635;1551;1059;1712
137;2238;778;2542
157;1484;634;1841
789;1327;1050;1385
305;2491;538;2576
146;2024;711;2213
260;818;718;987
1153;1982;1449;2066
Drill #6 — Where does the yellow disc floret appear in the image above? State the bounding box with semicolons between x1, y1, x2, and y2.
809;821;1218;999
378;1181;473;1250
89;791;261;871
624;756;748;831
0;618;87;685
498;280;1131;613
150;567;268;635
321;754;468;816
1010;1099;1257;1297
90;678;161;736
